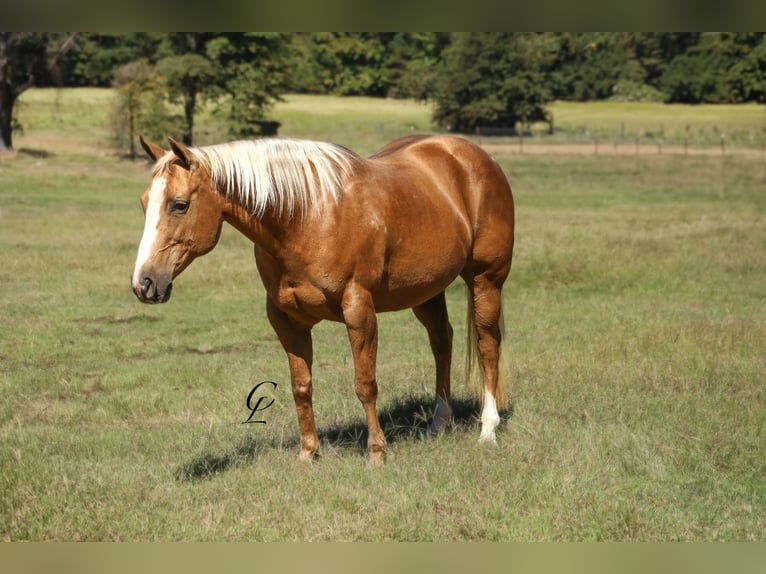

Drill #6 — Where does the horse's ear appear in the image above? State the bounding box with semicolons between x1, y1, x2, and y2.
139;135;166;162
168;137;196;171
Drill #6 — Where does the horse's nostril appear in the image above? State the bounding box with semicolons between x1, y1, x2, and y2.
141;277;156;300
162;282;173;302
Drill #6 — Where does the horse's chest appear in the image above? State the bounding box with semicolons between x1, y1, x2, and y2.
273;276;342;323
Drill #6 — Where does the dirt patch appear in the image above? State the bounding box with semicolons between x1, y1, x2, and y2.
480;141;766;158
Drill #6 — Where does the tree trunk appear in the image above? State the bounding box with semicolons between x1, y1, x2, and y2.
0;32;76;153
0;88;14;152
183;89;196;146
0;37;17;152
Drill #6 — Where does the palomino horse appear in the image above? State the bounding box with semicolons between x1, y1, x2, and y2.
132;134;514;465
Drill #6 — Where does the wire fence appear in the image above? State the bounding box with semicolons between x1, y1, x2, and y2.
474;123;766;158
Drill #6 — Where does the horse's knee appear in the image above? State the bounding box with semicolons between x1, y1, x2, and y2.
354;377;378;404
291;377;312;403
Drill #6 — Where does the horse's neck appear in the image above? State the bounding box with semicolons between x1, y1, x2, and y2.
221;195;294;257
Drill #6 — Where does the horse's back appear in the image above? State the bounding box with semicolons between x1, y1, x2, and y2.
368;135;514;245
368;134;434;159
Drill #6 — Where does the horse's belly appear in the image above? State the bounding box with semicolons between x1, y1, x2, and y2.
372;236;468;311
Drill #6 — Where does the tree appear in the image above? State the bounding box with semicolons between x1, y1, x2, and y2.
112;60;179;159
548;33;644;101
0;32;77;152
432;33;553;133
729;39;766;103
156;53;213;145
660;34;732;103
150;33;216;145
205;33;293;139
60;33;162;87
295;33;390;97
101;33;294;147
385;32;450;100
724;33;766;103
628;32;701;89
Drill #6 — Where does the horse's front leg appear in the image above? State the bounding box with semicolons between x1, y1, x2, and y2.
342;284;386;466
266;297;319;461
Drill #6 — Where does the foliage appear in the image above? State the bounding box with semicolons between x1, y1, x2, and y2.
204;33;293;139
0;33;74;151
628;32;702;87
289;32;449;101
18;33;766;108
432;33;553;133
385;33;451;101
112;60;181;158
62;33;163;87
5;33;766;150
108;33;293;148
660;35;733;103
608;80;664;103
728;35;766;103
291;33;394;97
156;53;213;145
549;33;644;101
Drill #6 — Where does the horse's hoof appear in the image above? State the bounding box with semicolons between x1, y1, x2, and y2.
367;450;386;467
298;449;317;462
477;430;497;445
428;420;450;436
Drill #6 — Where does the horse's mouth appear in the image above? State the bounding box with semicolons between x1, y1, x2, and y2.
133;276;173;304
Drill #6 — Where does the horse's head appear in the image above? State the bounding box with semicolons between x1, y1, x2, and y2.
131;136;225;304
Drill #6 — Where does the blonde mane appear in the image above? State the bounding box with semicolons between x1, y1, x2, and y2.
155;139;358;218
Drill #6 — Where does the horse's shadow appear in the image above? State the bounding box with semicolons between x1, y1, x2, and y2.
175;395;512;481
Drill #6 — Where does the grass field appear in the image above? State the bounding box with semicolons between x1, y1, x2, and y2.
1;89;765;541
543;100;766;149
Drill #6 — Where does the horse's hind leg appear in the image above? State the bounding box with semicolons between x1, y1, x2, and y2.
413;292;454;434
464;267;510;444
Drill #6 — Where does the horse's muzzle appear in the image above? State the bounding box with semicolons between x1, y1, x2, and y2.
132;275;173;304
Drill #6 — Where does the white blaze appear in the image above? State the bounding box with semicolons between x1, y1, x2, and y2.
132;176;166;288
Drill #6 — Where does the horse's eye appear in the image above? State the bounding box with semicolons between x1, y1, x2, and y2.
170;199;189;214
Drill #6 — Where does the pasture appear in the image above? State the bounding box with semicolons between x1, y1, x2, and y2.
1;89;764;541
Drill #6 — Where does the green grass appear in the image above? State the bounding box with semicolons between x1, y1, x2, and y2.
271;94;434;155
1;88;765;540
545;100;766;148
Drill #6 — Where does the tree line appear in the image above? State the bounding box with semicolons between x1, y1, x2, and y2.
3;32;765;152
